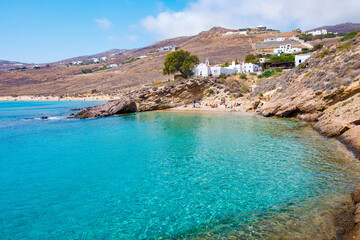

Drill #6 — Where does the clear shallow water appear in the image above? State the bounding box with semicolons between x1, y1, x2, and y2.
0;102;359;239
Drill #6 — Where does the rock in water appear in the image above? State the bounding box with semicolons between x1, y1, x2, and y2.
75;96;137;119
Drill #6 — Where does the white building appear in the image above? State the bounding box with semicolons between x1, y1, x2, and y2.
101;57;108;61
264;37;285;42
295;55;311;67
138;55;148;59
193;59;259;77
158;46;178;51
222;31;247;36
273;44;301;54
108;64;118;68
307;29;327;36
92;58;100;63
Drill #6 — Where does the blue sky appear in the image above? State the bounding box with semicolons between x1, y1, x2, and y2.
1;0;359;63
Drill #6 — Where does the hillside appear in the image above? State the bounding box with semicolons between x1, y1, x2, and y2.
306;22;360;34
0;27;295;96
247;33;360;160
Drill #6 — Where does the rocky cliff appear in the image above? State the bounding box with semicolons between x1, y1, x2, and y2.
252;34;360;158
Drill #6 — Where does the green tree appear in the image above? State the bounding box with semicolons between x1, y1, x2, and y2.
244;54;258;64
163;50;199;78
221;61;230;67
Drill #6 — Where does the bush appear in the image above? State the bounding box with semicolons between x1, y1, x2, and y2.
81;69;92;74
313;44;323;51
219;73;227;79
267;54;295;63
205;88;214;94
258;92;263;97
317;50;330;58
239;73;247;79
221;61;230;67
301;48;309;52
275;69;283;72
240;85;250;93
338;42;353;52
340;30;360;41
258;69;275;78
244;54;258;64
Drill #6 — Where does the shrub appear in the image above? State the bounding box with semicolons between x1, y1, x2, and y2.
275;69;283;72
81;69;92;74
267;54;295;63
302;48;309;52
239;73;247;79
313;44;323;51
305;72;312;77
219;73;227;79
244;54;258;64
338;42;353;52
240;84;250;93
258;92;263;97
317;50;330;58
340;30;360;41
249;72;257;76
258;69;275;78
221;61;230;67
205;88;214;94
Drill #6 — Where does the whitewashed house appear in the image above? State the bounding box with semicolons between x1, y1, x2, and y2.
101;57;108;61
193;59;259;77
92;58;100;63
307;29;327;36
273;44;301;54
264;37;285;42
295;55;311;67
138;55;148;59
222;31;247;36
108;64;118;68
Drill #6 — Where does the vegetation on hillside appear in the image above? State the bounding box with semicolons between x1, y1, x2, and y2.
163;50;199;78
298;33;339;42
339;30;360;41
267;54;295;63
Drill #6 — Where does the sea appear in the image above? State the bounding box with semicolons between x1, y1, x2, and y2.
0;101;359;239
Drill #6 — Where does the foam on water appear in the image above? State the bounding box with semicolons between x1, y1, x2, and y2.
0;101;359;239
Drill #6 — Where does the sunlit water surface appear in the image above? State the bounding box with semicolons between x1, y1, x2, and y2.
0;101;359;239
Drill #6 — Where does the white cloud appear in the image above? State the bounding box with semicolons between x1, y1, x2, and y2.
126;35;139;42
140;0;360;39
94;18;112;30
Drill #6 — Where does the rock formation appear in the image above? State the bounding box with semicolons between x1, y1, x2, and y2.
252;34;360;158
76;96;137;119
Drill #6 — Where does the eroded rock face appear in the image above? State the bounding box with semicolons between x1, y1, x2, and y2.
253;35;360;158
76;96;137;119
75;78;216;119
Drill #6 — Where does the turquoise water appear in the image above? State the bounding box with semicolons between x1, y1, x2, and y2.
0;101;359;239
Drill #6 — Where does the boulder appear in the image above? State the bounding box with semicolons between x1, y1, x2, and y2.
352;184;360;204
75;96;137;119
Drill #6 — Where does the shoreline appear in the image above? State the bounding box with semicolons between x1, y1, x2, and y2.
0;95;115;102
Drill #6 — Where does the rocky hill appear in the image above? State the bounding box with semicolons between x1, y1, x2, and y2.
250;33;360;159
306;22;360;34
0;27;295;96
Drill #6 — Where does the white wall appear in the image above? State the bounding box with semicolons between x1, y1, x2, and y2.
295;55;311;67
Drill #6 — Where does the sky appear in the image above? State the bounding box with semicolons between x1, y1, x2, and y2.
1;0;359;63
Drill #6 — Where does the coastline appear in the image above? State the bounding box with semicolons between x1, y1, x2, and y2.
0;95;115;102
